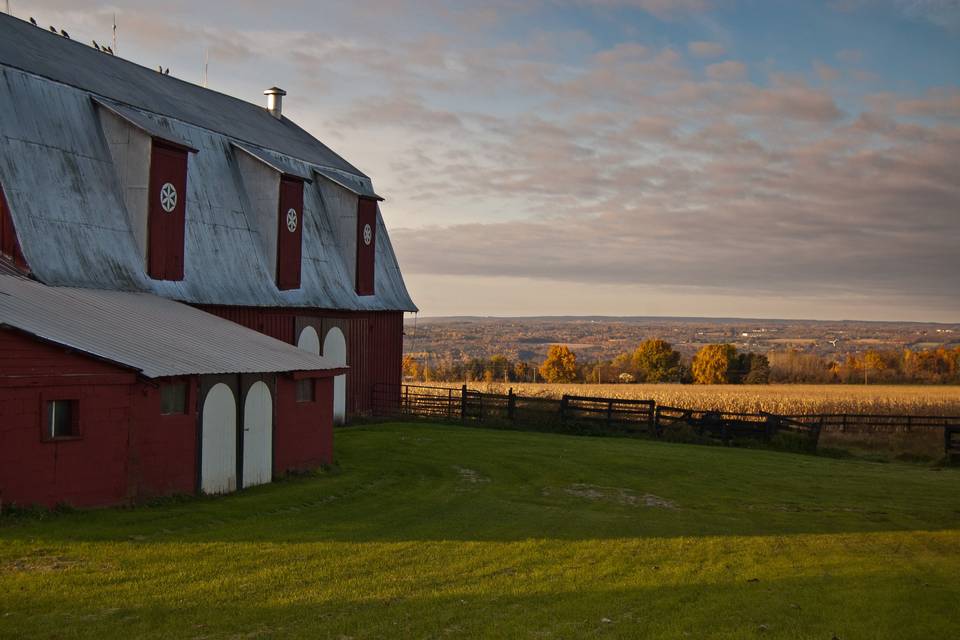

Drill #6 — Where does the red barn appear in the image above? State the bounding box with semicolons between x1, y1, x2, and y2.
0;14;416;507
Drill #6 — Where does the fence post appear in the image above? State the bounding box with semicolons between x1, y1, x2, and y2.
508;387;516;422
649;403;657;436
448;388;453;419
460;384;468;421
606;399;613;429
560;395;568;425
404;385;410;414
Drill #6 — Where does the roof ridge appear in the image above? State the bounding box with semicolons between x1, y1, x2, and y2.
0;12;366;176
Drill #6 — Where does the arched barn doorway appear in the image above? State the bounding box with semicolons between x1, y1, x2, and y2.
242;381;273;487
323;327;347;424
201;382;237;494
297;325;320;355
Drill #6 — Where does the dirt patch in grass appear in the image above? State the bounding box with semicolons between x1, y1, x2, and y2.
454;466;491;487
3;552;85;573
545;484;678;509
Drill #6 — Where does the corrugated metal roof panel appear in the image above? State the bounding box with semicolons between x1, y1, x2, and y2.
0;274;342;378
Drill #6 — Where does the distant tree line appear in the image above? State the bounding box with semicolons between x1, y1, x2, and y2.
404;342;960;385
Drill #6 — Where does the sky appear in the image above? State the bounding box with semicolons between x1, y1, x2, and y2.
8;1;960;321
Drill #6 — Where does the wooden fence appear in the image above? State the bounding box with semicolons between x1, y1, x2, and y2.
372;383;960;458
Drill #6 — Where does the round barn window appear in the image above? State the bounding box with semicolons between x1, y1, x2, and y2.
159;182;177;213
363;223;372;246
286;208;298;232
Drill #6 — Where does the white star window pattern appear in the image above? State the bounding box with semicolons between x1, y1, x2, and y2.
363;223;372;246
286;208;298;233
159;182;177;213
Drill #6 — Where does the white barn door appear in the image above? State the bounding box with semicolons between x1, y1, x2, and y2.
242;381;273;488
297;326;320;354
323;327;347;425
201;383;237;494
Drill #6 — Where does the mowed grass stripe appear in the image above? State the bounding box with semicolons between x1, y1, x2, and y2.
2;423;959;639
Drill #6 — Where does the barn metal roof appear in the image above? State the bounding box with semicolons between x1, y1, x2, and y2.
0;13;360;175
0;13;417;312
0;274;343;379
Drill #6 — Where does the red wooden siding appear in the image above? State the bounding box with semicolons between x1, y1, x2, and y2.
127;376;198;500
0;326;337;507
0;329;136;507
147;142;188;281
274;376;333;472
0;183;28;270
199;306;404;416
276;177;304;290
355;198;377;296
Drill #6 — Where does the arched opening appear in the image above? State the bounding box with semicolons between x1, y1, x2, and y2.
242;381;273;488
201;383;237;494
323;327;347;424
297;325;320;355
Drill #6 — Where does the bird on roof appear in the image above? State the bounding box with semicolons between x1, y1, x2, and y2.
60;29;70;39
49;26;57;33
105;46;113;54
29;17;37;26
157;65;163;72
92;40;100;51
164;68;169;75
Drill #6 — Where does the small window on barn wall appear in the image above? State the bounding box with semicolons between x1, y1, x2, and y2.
276;177;304;290
44;400;80;440
147;141;189;281
355;197;377;296
160;382;188;415
295;379;315;403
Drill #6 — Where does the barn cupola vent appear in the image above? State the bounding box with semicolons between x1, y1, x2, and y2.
263;87;287;119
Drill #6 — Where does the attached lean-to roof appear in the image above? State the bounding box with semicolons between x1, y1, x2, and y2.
0;274;343;378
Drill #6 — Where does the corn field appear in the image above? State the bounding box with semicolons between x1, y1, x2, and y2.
430;382;960;416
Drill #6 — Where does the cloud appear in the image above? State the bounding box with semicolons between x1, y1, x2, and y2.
21;0;955;319
705;60;747;81
574;0;715;18
688;40;726;57
896;87;960;119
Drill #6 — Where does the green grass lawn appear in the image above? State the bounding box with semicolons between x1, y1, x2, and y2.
2;423;959;639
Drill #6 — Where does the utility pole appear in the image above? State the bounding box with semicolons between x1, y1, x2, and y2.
112;13;117;54
202;48;209;87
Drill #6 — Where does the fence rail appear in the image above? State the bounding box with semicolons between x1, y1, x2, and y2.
371;383;960;457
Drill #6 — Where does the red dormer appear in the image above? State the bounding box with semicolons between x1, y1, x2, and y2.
356;197;377;296
0;183;28;271
276;176;305;290
147;141;189;280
